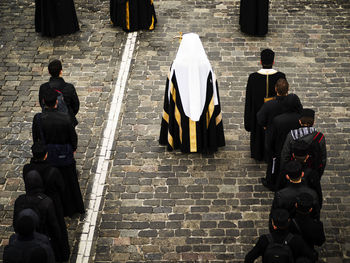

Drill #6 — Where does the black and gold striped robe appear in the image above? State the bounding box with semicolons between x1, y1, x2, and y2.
159;71;225;153
110;0;156;32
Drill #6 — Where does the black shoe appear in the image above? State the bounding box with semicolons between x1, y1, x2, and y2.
261;178;274;191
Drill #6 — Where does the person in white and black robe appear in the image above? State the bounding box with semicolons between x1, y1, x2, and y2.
239;0;269;36
159;33;225;153
244;49;286;162
35;0;79;37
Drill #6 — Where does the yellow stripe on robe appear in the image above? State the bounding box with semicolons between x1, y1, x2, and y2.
189;119;197;152
163;110;169;123
126;1;130;30
168;132;174;149
170;82;183;143
216;112;222;126
206;95;215;128
149;16;155;30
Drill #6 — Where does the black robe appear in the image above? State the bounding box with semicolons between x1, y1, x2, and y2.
23;159;70;261
35;0;79;37
32;109;85;217
244;70;286;161
14;171;65;262
159;71;225;153
110;0;157;32
265;111;301;185
239;0;269;36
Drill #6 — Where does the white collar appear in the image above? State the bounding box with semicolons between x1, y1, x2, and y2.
257;68;278;75
168;33;218;121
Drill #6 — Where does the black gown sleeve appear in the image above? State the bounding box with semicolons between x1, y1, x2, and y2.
245;235;268;263
244;75;253;132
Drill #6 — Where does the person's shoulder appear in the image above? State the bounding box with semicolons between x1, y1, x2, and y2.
40;82;50;89
33;112;42;120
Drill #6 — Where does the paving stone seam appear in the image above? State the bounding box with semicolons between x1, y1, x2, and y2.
76;31;138;263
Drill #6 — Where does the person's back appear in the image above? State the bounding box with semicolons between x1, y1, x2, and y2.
33;86;84;217
4;208;55;263
272;161;320;219
289;193;326;252
39;59;79;126
280;109;326;177
244;49;286;161
13;171;65;261
245;209;315;263
257;79;302;130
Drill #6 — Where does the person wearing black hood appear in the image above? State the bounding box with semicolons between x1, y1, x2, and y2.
289;193;325;261
4;208;55;263
262;93;302;190
33;87;85;217
13;170;66;262
23;141;70;261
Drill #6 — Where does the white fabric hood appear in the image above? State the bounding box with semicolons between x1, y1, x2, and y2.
168;33;218;121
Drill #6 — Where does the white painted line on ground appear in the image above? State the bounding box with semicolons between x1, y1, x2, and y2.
76;31;138;263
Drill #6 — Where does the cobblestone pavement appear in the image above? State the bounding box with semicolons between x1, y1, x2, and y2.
1;0;350;262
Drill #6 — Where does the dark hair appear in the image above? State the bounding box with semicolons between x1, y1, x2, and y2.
31;141;47;160
271;209;290;229
300;116;314;126
48;59;62;77
275;78;289;96
291;141;309;157
296;193;314;213
43;88;58;108
260;49;275;68
285;160;302;180
300;109;315;126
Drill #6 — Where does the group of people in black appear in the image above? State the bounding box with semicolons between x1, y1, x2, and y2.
3;60;85;263
244;49;327;262
34;0;157;37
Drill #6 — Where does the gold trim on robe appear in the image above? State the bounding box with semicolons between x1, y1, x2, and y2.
216;112;222;126
206;95;215;128
126;1;130;30
168;132;174;148
170;82;183;143
163;110;169;123
189;119;197;152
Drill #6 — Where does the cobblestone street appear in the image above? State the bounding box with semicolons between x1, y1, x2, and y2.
1;0;350;262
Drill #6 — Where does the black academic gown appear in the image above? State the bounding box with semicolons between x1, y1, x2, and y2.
32;109;85;217
265;112;300;186
23;159;70;261
244;70;285;161
159;71;225;153
239;0;269;36
110;0;157;32
14;172;66;262
35;0;79;37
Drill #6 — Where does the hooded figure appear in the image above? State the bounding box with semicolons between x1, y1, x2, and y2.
13;170;69;262
23;141;70;260
263;94;303;190
159;33;225;153
3;208;55;263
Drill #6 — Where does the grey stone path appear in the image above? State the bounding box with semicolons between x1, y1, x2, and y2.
0;0;350;262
